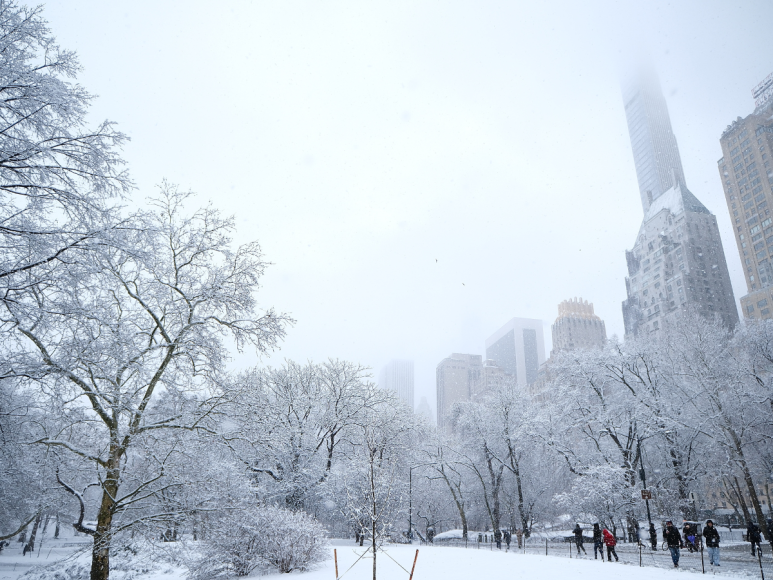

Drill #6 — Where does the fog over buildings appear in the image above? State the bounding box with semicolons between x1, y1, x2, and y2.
38;1;773;418
621;68;739;335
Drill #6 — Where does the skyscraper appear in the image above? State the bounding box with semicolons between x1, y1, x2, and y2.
623;68;687;214
435;354;505;432
484;318;545;387
379;359;414;409
551;298;606;356
717;72;773;320
621;68;738;335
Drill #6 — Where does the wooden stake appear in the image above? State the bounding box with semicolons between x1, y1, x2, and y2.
334;548;339;580
408;549;419;580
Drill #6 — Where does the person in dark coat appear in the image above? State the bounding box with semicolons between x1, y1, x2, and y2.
504;529;511;550
494;528;501;549
704;519;720;566
602;528;619;562
592;523;603;560
683;522;698;553
649;522;658;551
664;520;684;567
747;522;762;557
573;524;587;555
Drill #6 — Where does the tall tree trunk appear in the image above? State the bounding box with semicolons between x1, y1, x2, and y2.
727;476;752;523
437;467;468;540
25;512;42;554
91;445;121;580
730;428;769;541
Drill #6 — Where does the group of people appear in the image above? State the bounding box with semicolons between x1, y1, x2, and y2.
484;528;525;550
570;523;620;561
572;519;724;567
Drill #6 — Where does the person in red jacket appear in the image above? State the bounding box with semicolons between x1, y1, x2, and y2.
602;528;619;562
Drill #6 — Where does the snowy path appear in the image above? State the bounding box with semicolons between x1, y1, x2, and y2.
285;542;752;580
1;538;766;580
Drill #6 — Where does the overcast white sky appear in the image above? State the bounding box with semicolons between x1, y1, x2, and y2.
38;0;773;416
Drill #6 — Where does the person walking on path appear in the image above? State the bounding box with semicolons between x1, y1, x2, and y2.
494;528;502;550
602;528;619;562
515;528;523;549
704;519;720;566
648;523;658;551
573;524;587;555
747;522;762;557
664;520;684;568
504;529;511;550
593;523;603;560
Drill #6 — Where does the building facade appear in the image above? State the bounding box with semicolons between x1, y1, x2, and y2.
379;359;414;409
484;318;545;388
621;69;738;335
435;354;505;432
622;68;688;214
551;297;606;355
717;72;773;320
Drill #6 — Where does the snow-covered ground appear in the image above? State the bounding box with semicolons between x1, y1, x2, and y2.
2;536;757;580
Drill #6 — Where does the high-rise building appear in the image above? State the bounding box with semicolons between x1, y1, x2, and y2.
435;354;505;432
484;318;546;388
718;72;773;320
621;68;738;335
379;359;414;409
623;68;687;215
415;396;434;425
551;297;606;356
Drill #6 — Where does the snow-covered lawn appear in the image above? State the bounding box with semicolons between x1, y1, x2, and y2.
0;538;750;580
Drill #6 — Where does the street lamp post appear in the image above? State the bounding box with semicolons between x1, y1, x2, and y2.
638;439;653;529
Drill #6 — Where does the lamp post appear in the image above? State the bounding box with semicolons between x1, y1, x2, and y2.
638;438;653;529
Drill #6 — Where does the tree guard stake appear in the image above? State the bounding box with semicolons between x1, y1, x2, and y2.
334;549;338;580
408;549;419;580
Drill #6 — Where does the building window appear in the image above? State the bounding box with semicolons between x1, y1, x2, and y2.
759;299;769;308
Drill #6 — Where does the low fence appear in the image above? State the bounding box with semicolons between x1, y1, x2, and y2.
431;535;773;579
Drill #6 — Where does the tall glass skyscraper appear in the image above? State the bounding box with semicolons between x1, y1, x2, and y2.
622;68;687;213
621;68;738;335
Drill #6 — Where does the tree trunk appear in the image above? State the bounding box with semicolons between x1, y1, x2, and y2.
728;476;752;524
25;513;42;554
91;446;121;580
54;514;60;539
438;467;468;540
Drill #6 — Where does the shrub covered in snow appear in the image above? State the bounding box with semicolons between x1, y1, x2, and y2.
190;505;328;578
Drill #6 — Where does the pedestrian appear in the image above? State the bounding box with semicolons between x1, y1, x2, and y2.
747;521;762;557
504;529;511;550
516;528;523;549
683;522;697;553
573;523;587;555
663;520;684;568
593;523;603;560
602;528;619;562
494;528;502;549
427;526;435;544
648;522;658;551
704;519;720;567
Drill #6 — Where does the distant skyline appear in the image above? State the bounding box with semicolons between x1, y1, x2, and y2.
37;0;773;417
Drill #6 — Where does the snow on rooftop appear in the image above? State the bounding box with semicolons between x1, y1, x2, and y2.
644;183;685;221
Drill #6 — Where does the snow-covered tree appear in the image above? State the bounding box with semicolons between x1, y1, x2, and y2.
1;185;290;580
225;359;389;512
0;0;130;296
